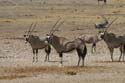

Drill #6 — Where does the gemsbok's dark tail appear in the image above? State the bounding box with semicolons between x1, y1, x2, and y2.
83;45;87;56
77;44;87;67
81;44;87;67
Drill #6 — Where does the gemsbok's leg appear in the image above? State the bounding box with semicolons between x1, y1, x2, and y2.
123;52;124;62
92;43;96;53
109;47;114;62
47;53;50;61
91;46;93;54
45;53;49;62
81;45;87;67
76;48;81;66
44;53;48;62
36;49;38;62
119;46;123;62
78;55;81;66
59;53;63;66
33;49;35;62
47;45;51;61
123;45;125;62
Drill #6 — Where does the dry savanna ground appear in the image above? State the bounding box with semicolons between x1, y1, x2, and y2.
0;0;125;83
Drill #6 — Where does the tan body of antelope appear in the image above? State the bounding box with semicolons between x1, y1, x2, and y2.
99;31;125;62
46;34;87;67
24;23;51;62
79;34;101;53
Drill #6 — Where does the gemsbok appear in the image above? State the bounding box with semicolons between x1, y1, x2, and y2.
98;0;107;5
45;20;87;67
24;23;51;62
99;31;125;62
96;16;125;62
79;34;101;53
95;15;118;30
95;15;109;29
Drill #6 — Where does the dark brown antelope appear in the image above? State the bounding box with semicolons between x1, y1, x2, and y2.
45;20;87;67
99;31;125;62
97;16;125;62
46;34;87;66
98;0;107;5
24;23;51;62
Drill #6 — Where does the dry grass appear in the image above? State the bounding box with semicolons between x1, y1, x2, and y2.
0;74;28;80
0;65;109;80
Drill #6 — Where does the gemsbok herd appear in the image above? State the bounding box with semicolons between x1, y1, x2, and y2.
23;16;125;67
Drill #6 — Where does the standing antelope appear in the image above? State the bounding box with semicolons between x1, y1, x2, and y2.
97;16;125;61
79;34;101;53
46;34;87;66
24;23;51;62
45;19;87;66
99;31;125;62
98;0;107;5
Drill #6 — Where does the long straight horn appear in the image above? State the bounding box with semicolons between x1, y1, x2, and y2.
29;22;37;36
26;22;34;36
106;17;118;31
49;18;61;34
51;21;64;34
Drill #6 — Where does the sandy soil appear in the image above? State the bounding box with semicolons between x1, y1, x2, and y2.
0;0;125;83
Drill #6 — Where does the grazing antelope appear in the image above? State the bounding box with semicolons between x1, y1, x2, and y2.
79;34;101;53
98;0;107;5
45;19;87;67
24;23;51;62
99;31;125;62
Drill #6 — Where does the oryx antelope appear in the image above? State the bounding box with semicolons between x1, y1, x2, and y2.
79;34;101;53
46;19;87;67
98;0;107;5
97;16;125;62
24;23;51;62
95;15;117;30
46;34;87;66
99;31;125;62
95;15;109;29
